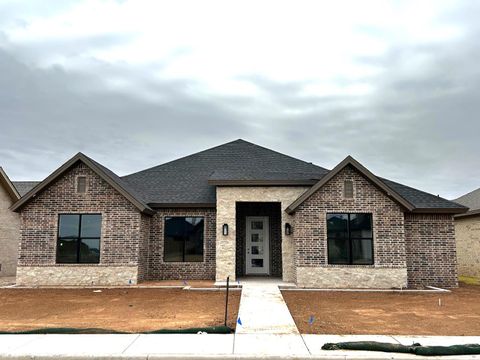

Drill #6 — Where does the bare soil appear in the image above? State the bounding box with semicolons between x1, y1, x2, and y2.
0;288;240;332
282;284;480;335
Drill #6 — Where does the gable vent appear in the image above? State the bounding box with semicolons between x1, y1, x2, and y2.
344;180;354;199
77;176;87;193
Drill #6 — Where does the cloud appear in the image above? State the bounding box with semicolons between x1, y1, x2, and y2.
0;0;479;200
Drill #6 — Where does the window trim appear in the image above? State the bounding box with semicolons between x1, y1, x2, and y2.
326;212;374;265
163;215;206;263
56;213;102;264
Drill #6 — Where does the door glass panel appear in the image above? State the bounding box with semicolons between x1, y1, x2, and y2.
251;259;264;267
251;221;263;230
251;233;262;242
251;245;263;255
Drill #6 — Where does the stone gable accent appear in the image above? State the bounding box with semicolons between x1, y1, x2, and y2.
17;162;145;285
148;208;216;280
405;213;458;288
0;184;20;276
293;165;407;288
455;215;480;278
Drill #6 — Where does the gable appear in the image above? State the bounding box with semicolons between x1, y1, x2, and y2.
286;156;414;214
0;167;20;202
10;153;153;215
295;164;404;213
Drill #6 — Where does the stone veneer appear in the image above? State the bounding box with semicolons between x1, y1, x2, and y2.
455;215;480;278
147;208;216;280
216;186;309;282
0;184;20;276
293;165;408;288
405;213;458;288
16;266;138;286
296;267;408;288
17;162;145;286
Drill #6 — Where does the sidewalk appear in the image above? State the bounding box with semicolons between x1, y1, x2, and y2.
1;333;480;359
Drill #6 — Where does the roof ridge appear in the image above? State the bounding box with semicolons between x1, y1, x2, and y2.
233;139;329;172
122;139;328;179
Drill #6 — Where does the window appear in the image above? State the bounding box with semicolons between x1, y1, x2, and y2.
77;176;87;193
57;214;101;264
344;180;353;199
164;217;204;262
327;213;373;265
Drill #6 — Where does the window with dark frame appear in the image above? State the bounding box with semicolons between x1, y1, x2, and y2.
57;214;101;264
164;217;204;262
327;213;373;265
344;180;353;198
77;176;87;193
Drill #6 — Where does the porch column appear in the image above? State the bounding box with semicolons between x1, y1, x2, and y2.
216;188;236;282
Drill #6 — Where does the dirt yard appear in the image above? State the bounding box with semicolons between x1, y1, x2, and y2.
282;284;480;335
0;288;240;332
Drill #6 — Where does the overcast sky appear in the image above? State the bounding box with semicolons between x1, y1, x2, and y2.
0;0;479;199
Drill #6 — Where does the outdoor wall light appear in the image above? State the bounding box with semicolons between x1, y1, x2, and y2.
222;223;229;236
285;223;292;236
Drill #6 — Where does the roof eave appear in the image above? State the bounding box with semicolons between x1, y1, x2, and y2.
208;179;318;186
454;208;480;218
411;207;468;215
149;202;216;209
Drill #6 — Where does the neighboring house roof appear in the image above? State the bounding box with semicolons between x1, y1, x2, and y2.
10;153;154;215
0;167;20;201
453;188;480;218
122;139;329;206
12;181;40;197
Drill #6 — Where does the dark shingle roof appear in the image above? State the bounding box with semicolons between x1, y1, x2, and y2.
453;188;480;211
122;139;463;212
380;178;466;210
122;139;329;204
12;181;40;197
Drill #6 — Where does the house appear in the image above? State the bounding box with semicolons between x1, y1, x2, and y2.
0;167;38;277
453;188;480;279
10;140;467;288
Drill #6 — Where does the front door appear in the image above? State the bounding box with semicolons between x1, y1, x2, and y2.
245;216;270;275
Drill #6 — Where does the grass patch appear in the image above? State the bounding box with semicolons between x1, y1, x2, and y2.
459;276;480;286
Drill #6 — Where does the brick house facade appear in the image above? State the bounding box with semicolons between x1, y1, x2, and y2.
11;140;466;288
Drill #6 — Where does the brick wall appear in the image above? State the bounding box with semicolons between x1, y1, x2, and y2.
293;165;407;287
17;162;144;284
405;213;458;288
455;215;480;278
235;202;282;277
138;214;151;281
0;184;20;276
147;208;216;280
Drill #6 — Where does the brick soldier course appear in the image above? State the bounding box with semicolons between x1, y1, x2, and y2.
9;140;467;288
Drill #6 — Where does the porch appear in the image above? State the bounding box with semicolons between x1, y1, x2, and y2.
215;186;307;283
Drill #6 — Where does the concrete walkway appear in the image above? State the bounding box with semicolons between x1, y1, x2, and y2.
1;334;479;359
234;278;309;356
235;278;299;334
